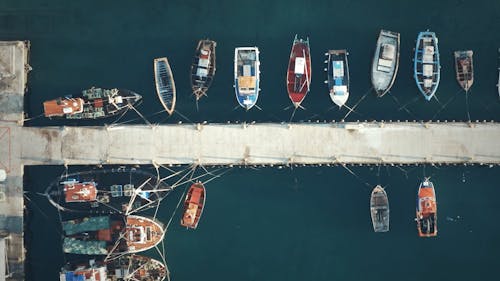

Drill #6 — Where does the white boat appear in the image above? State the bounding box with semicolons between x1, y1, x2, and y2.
154;57;176;115
371;30;400;97
234;47;260;110
325;49;349;107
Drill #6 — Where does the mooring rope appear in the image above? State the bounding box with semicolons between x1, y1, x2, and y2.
340;163;371;191
390;94;418;119
342;87;373;120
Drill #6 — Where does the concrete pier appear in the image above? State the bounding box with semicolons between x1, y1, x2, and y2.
1;39;500;280
0;41;30;281
19;122;500;166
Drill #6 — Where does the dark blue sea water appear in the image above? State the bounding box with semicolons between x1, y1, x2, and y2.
1;0;499;280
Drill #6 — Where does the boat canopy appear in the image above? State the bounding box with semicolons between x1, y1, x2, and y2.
333;61;344;77
294;57;306;74
238;76;256;89
63;216;110;235
64;182;97;203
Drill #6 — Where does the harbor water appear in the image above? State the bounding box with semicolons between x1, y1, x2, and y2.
0;0;499;280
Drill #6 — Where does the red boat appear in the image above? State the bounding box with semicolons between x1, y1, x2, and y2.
180;182;206;229
286;35;311;109
416;178;437;237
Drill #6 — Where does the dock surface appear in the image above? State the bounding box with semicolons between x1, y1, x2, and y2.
0;41;29;281
20;122;500;166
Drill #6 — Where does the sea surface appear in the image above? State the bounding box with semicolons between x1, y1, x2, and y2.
0;0;499;280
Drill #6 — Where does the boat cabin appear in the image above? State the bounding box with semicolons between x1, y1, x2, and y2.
196;49;211;78
60;266;107;281
43;97;84;117
64;182;98;203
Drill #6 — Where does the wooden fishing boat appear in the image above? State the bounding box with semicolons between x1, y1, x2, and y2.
454;50;474;91
45;167;172;215
414;31;441;101
371;30;400;97
62;215;165;255
416;178;437;237
43;88;142;119
154;57;176;115
287;35;311;108
180;182;206;229
370;185;389;232
234;47;260;110
325;49;349;107
190;39;217;101
60;254;168;281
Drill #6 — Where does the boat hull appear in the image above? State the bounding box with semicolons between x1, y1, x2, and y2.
190;39;217;100
43;88;142;120
60;254;168;281
62;214;166;255
416;179;437;237
45;167;172;215
234;47;260;110
370;185;389;232
181;182;206;229
326;49;349;107
454;50;474;91
154;57;176;115
287;35;311;108
371;30;400;97
414;31;441;101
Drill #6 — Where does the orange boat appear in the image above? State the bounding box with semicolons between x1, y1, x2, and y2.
286;35;311;109
43;97;84;117
416;178;437;237
180;182;206;229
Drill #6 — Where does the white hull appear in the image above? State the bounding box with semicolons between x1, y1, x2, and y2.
330;92;349;107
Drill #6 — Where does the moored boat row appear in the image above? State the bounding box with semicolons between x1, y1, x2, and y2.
42;32;497;120
369;178;437;237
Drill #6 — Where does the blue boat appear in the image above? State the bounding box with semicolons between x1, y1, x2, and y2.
414;31;440;101
234;47;260;110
